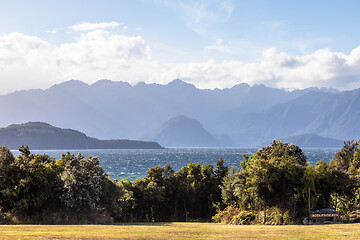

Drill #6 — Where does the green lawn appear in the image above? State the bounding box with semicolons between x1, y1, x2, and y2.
0;222;360;239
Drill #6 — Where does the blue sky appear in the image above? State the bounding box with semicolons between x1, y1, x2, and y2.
0;0;360;93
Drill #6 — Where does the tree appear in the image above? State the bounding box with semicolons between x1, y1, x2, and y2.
0;146;15;212
0;146;60;216
215;158;229;183
256;140;307;166
331;141;359;172
329;141;360;212
60;152;105;212
221;141;307;223
313;160;334;209
302;165;317;212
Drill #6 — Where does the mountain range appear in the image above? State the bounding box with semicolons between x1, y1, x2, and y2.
259;133;343;149
0;79;356;148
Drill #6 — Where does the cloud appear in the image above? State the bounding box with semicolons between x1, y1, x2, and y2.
1;30;360;94
69;21;121;32
163;47;360;91
0;30;151;93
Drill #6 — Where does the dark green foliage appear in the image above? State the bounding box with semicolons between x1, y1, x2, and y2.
215;158;229;183
0;146;112;223
0;145;61;218
0;146;15;213
220;140;360;224
329;141;360;213
0;145;224;223
256;140;307;166
313;160;335;209
222;141;307;222
2;140;360;224
100;178;134;222
124;162;222;222
331;141;359;172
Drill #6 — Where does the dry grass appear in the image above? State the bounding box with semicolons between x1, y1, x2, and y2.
0;222;360;239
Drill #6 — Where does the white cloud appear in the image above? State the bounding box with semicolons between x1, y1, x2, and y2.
69;21;121;32
0;30;151;93
1;30;360;94
162;47;360;91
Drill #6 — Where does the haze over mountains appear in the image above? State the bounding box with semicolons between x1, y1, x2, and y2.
260;134;344;149
0;79;356;147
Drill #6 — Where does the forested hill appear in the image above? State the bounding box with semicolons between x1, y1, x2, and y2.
141;116;223;147
0;122;163;150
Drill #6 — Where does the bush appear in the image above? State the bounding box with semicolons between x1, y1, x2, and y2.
212;206;257;225
231;211;256;225
212;206;240;224
255;207;293;225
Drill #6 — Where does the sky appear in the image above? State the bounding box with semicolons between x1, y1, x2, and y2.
0;0;360;94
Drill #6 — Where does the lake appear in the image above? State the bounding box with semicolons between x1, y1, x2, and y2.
11;147;340;181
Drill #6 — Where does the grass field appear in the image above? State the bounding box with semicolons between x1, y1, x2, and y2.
1;222;360;239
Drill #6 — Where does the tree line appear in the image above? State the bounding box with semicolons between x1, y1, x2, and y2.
0;141;360;224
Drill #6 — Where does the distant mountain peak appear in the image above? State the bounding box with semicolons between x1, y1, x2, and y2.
167;115;193;122
231;82;250;90
91;79;131;88
49;79;89;90
92;79;113;85
142;115;220;147
167;79;196;88
161;115;204;132
7;121;52;129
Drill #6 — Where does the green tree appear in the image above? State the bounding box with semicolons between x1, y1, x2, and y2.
215;158;229;183
329;141;360;212
60;152;105;212
221;141;307;223
302;165;317;212
313;160;334;209
0;146;15;212
0;146;60;216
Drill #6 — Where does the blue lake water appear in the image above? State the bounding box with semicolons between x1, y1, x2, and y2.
12;148;340;181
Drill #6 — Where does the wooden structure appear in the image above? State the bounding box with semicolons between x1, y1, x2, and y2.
309;208;340;224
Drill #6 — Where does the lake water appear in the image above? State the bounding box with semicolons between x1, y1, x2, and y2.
12;148;340;181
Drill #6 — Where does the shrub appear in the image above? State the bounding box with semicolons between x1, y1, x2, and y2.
231;211;256;225
255;207;293;225
212;206;240;224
